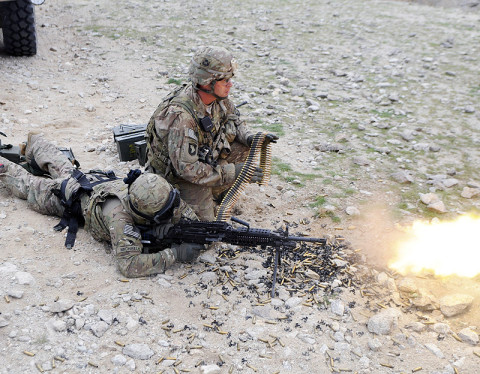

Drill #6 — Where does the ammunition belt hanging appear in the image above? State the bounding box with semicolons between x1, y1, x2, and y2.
216;132;272;222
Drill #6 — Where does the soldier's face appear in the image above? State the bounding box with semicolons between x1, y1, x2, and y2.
214;78;233;98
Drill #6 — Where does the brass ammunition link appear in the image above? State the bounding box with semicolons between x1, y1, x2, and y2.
215;132;272;222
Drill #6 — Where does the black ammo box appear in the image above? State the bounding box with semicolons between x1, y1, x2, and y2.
113;124;147;162
135;140;147;166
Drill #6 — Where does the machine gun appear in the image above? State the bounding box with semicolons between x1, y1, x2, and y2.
0;132;79;174
0;131;24;164
140;217;326;297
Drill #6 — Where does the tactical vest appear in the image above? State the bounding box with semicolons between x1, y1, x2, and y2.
145;84;234;177
82;177;135;244
146;84;202;176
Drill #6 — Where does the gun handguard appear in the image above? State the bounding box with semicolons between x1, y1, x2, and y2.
141;218;326;249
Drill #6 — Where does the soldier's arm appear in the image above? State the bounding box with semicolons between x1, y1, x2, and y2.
225;100;254;146
101;198;176;278
168;112;236;187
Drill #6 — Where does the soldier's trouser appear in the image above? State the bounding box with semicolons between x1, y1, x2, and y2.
0;156;64;217
25;132;74;179
175;142;249;221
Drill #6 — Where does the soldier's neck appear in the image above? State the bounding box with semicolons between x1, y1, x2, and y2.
198;90;216;105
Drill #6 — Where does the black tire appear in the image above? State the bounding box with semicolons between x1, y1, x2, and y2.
2;0;37;56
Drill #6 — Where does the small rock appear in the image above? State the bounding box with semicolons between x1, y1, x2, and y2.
397;278;418;293
331;299;345;316
111;354;127;366
439;294;474;317
14;271;35;285
458;328;479;345
368;338;382;351
367;308;402;335
200;364;221;374
123;343;154;360
425;343;445;358
91;321;109;337
49;299;75;313
345;206;360;216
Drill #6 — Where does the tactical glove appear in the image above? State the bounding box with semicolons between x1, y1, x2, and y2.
171;243;204;263
235;163;263;183
264;133;279;144
247;133;279;147
153;224;173;239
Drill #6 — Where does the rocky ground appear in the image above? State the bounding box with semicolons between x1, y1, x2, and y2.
1;0;480;373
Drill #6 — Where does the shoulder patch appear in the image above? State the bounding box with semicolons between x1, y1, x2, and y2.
188;143;198;156
123;224;141;240
185;128;198;141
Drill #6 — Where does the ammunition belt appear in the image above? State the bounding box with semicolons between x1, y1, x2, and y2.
216;132;272;222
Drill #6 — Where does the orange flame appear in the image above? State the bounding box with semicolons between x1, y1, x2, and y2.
389;214;480;278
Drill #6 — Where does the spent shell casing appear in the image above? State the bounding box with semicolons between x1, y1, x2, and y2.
5;295;10;303
380;363;394;368
115;341;125;347
88;362;98;367
53;356;65;362
452;333;462;342
35;363;44;373
412;367;423;372
24;350;35;357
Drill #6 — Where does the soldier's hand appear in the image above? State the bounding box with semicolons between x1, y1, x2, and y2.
234;163;263;183
234;163;245;179
171;243;204;263
247;133;279;147
264;133;279;144
153;224;173;239
250;166;264;183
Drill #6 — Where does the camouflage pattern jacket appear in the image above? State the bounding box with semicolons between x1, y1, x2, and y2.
145;83;253;186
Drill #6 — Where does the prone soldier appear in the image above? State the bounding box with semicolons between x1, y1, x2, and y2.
0;133;201;278
145;46;278;220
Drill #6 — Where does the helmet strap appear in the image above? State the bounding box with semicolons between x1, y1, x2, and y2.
196;81;228;101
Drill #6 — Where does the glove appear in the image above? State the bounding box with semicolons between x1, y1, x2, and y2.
235;163;263;183
264;133;279;144
153;224;173;239
247;133;279;147
171;243;204;263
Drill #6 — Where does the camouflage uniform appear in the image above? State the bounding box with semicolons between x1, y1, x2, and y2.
145;47;254;220
0;134;198;278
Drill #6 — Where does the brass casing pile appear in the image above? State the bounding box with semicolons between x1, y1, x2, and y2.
216;132;272;222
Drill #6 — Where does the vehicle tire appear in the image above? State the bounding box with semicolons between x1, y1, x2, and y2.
2;0;36;56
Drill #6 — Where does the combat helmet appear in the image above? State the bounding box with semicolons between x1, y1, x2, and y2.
126;171;180;225
189;46;237;99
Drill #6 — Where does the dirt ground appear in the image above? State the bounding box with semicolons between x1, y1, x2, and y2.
1;0;480;373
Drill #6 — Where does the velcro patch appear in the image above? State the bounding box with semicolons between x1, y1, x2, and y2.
186;128;198;141
123;224;141;239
